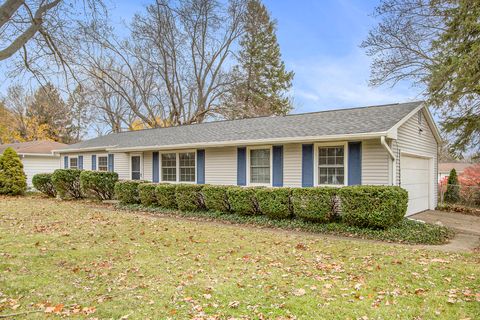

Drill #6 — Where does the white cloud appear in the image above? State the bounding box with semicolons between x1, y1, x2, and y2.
289;49;424;113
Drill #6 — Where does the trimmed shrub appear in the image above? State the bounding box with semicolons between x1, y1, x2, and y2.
227;187;259;215
256;188;292;219
138;183;158;206
0;147;27;195
291;187;336;222
155;184;177;209
202;185;230;212
32;173;56;197
338;186;408;229
175;184;204;211
114;180;145;204
80;171;118;200
51;169;82;199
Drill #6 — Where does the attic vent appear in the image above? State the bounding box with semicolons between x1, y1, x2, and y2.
418;111;423;126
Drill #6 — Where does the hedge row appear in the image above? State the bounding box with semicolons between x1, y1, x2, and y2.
118;181;408;229
34;169;118;200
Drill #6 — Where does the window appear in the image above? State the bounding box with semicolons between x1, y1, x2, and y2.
162;153;177;182
318;146;344;185
179;152;195;182
250;149;270;184
69;157;78;169
98;156;108;171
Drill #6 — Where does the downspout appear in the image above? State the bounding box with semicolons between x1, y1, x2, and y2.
380;136;396;185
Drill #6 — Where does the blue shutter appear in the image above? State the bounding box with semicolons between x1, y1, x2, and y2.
348;142;362;185
64;156;69;169
78;155;83;170
237;147;246;186
92;155;97;170
152;152;159;182
272;145;283;187
108;154;114;172
196;149;205;184
302;144;314;187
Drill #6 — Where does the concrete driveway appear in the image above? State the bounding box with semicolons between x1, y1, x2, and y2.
411;210;480;252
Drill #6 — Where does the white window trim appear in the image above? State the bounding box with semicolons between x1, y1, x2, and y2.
159;149;197;184
96;154;109;171
69;155;79;169
246;145;273;187
130;153;143;180
314;141;348;187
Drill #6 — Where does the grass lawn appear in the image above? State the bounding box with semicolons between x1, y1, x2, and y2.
0;196;479;319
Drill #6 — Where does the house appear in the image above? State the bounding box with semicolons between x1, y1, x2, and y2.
53;101;441;216
0;140;67;187
438;162;473;182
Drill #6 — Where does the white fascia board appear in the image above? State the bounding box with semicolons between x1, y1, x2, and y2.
19;153;59;157
106;132;388;152
387;102;442;144
52;146;116;154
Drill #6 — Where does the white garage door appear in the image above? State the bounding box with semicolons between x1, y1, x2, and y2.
22;156;61;187
401;155;430;216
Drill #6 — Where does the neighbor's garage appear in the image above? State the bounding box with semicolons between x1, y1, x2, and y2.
400;155;431;216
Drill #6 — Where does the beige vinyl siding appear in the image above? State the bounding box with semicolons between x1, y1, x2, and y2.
112;152;130;180
396;109;438;207
205;147;237;185
21;155;61;187
283;143;302;187
143;151;153;181
361;139;389;185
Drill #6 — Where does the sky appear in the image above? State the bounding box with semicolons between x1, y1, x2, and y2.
105;0;424;114
0;0;424;114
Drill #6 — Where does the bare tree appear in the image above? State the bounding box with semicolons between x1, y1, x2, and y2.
74;0;245;130
0;0;106;80
360;0;447;87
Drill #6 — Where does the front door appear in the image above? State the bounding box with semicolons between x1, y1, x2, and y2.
131;155;141;180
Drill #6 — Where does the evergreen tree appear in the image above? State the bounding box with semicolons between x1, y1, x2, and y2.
224;0;294;119
26;83;72;143
428;0;480;158
444;168;460;203
0;147;27;195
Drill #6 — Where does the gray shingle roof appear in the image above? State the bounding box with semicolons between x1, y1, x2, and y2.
60;101;423;151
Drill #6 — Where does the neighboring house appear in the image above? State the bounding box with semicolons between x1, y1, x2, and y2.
54;102;441;216
0;140;67;187
438;162;473;182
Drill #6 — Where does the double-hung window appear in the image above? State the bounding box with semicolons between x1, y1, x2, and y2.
318;146;345;185
161;153;177;182
98;156;108;171
69;157;78;169
250;148;271;184
179;152;195;182
161;152;196;183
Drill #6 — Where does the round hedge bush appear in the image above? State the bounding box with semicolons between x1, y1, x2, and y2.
32;173;56;197
255;187;292;219
175;184;204;211
155;184;177;209
202;185;230;212
291;187;336;222
227;187;259;215
80;171;118;200
51;169;83;199
138;183;158;206
114;180;145;204
338;186;408;229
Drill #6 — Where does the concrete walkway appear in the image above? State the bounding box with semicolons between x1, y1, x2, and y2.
411;210;480;252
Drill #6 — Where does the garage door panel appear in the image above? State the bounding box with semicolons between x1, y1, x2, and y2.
401;183;429;199
400;155;431;216
401;170;429;184
401;156;429;170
